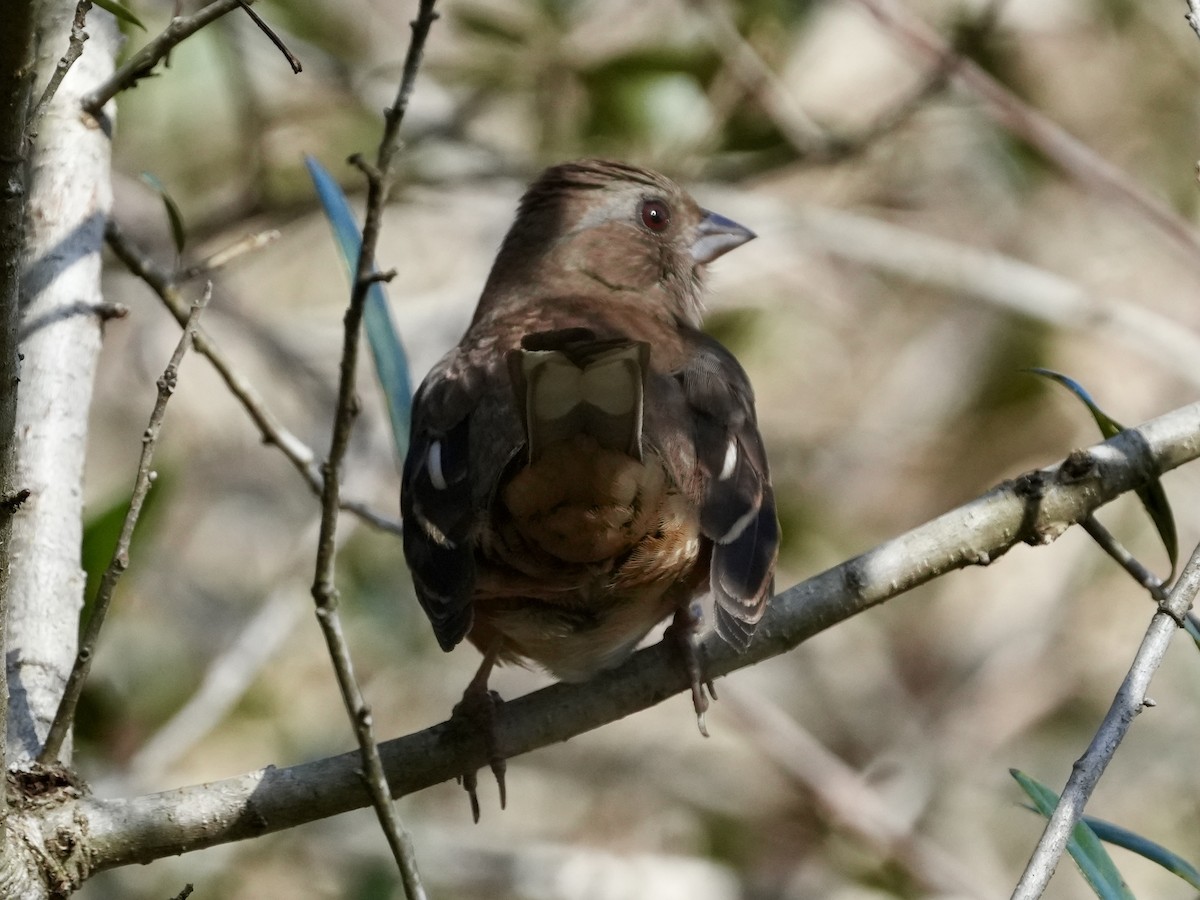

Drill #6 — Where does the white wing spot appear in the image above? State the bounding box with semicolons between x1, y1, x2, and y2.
427;440;448;490
718;439;738;481
718;506;758;544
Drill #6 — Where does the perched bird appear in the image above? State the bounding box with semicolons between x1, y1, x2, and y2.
401;159;778;818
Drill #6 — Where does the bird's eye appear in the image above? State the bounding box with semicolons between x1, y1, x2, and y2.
640;199;671;232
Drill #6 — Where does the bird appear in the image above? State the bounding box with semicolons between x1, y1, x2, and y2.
401;158;778;819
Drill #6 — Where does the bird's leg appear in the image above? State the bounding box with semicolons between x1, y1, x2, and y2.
666;601;717;737
451;642;506;822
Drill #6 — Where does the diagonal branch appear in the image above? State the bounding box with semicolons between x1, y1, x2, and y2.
1011;540;1200;899
103;219;403;535
41;398;1200;875
39;289;208;764
81;0;254;115
852;0;1200;278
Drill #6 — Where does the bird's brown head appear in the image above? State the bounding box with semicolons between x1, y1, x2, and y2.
476;159;755;328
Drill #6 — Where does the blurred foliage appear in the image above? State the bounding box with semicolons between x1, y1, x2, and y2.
79;0;1200;897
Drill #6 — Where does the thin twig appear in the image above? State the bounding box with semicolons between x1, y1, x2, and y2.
1080;514;1200;639
1011;540;1200;899
81;0;253;114
235;1;301;74
39;288;210;764
179;229;280;281
308;2;438;897
853;0;1200;278
1081;515;1169;602
103;219;403;535
26;0;91;138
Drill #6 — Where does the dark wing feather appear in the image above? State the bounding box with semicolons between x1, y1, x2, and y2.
401;353;479;651
677;334;779;645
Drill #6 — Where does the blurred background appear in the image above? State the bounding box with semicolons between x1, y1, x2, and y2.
75;0;1200;896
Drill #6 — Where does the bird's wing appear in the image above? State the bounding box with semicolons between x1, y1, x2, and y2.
676;333;779;648
401;352;481;651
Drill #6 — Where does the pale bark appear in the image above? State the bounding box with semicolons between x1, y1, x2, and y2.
9;4;118;762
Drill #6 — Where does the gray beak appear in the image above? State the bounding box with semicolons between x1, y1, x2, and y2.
690;209;756;264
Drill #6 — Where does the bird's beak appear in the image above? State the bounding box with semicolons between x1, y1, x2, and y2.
690;209;756;264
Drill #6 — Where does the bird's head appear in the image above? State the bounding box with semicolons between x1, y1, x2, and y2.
478;159;755;328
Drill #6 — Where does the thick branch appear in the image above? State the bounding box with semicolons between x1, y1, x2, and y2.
36;400;1200;874
8;4;119;764
0;0;40;868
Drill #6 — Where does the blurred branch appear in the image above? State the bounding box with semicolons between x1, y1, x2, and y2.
1011;540;1200;899
123;518;338;786
38;399;1200;876
307;2;438;896
103;219;403;535
39;288;208;765
690;0;1008;163
722;681;986;898
82;0;254;115
853;0;1200;278
783;202;1200;389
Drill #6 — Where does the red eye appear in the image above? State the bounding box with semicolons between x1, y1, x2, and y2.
640;199;671;232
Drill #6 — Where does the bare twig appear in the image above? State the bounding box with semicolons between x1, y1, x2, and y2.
81;0;253;114
40;399;1200;874
307;2;438;896
1079;514;1200;641
1011;540;1200;899
853;0;1200;278
1081;515;1168;602
180;229;280;281
234;1;301;74
103;219;403;534
26;0;91;138
40;288;209;764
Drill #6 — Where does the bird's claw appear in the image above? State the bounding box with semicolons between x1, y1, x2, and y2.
667;604;716;737
451;687;507;822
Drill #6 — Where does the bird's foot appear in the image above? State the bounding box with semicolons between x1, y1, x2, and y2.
666;603;717;737
451;684;507;823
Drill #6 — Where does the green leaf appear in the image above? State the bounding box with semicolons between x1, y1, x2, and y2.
1011;769;1135;900
1083;815;1200;890
94;0;146;30
140;172;187;257
304;155;413;462
1030;368;1178;579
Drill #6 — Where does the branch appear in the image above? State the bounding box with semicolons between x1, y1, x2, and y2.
307;2;438;895
1011;540;1200;899
853;0;1200;278
39;290;207;764
26;0;91;139
103;220;403;535
42;399;1200;875
0;0;41;832
81;0;252;115
781;202;1200;389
